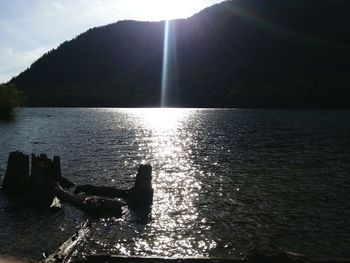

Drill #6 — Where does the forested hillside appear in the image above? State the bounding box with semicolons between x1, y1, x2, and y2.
11;0;350;107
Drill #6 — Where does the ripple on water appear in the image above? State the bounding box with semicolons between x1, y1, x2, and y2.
0;108;350;261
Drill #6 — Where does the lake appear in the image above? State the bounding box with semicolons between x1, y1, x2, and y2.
0;108;349;261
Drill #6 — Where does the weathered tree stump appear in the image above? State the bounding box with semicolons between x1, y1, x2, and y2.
1;151;151;216
29;154;57;207
2;151;30;197
53;155;75;189
2;152;73;209
128;164;153;208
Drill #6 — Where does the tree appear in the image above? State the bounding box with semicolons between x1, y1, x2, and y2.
0;83;24;120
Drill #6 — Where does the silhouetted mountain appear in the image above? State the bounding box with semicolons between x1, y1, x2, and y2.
11;0;350;107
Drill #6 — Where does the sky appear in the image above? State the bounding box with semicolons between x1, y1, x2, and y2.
0;0;224;84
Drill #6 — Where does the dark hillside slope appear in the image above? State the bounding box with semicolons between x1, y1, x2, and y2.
12;0;350;107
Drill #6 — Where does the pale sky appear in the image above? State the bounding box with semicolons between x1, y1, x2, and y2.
0;0;224;84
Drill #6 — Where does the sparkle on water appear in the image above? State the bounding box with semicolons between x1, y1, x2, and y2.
76;108;216;257
1;108;350;261
132;109;215;256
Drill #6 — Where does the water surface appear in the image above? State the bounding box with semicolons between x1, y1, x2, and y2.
0;108;349;261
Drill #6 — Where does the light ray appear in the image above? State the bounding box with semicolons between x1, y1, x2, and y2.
161;20;170;107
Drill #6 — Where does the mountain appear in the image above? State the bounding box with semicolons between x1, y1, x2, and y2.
11;0;350;107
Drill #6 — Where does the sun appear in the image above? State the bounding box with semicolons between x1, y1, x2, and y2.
135;0;206;21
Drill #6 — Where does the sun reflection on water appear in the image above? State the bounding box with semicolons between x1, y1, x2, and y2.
110;108;216;256
141;108;185;130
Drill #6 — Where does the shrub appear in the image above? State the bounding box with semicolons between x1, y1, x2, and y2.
0;83;24;120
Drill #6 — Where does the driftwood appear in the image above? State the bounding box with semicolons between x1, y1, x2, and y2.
74;185;129;199
45;237;350;263
1;152;152;216
81;255;239;263
74;164;154;208
74;254;350;263
46;239;350;263
55;183;125;216
43;222;90;263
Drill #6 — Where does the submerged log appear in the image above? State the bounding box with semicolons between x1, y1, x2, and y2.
59;175;75;190
74;185;128;199
55;183;125;216
2;151;30;197
74;164;154;208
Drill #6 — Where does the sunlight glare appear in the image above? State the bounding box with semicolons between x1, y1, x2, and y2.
101;108;216;256
136;0;204;21
141;108;186;130
131;108;216;256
